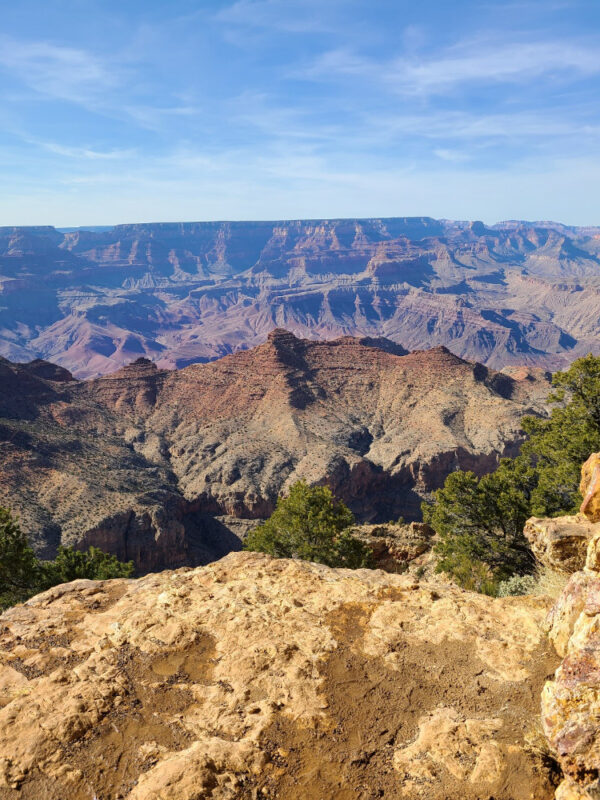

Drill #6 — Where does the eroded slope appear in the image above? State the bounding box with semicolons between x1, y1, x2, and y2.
0;331;549;569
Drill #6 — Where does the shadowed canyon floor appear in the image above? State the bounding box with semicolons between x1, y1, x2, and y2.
2;218;600;377
0;552;560;800
0;330;549;570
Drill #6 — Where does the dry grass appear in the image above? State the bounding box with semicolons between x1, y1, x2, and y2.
532;565;570;600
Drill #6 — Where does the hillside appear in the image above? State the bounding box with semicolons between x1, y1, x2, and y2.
2;218;600;377
0;331;549;571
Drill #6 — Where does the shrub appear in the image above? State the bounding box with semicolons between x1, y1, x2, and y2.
244;481;373;569
42;545;134;585
0;507;134;611
0;508;44;609
497;574;537;597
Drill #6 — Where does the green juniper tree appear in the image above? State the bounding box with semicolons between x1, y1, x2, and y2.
0;507;134;611
244;480;373;569
43;545;134;585
0;508;44;609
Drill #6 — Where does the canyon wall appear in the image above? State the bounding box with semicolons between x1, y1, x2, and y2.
2;218;600;377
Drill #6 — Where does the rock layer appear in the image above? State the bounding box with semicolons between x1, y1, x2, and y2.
0;332;549;569
0;551;559;800
2;218;600;377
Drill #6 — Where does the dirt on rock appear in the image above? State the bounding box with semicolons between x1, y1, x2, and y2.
0;553;561;800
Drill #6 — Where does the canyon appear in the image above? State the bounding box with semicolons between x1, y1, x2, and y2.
0;330;549;571
2;218;600;378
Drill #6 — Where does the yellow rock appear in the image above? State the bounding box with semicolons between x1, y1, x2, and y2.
580;452;600;521
0;552;558;800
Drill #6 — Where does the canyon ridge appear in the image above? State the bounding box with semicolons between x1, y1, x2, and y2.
2;218;600;377
0;330;549;572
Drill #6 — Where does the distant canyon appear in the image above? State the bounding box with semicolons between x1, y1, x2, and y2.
1;217;600;377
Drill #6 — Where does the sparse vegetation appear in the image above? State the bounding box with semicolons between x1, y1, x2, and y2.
244;481;373;569
0;506;134;611
497;574;537;597
424;354;600;594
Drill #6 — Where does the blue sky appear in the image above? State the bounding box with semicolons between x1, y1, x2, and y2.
1;0;600;225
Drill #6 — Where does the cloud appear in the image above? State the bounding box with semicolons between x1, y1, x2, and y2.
215;0;348;34
297;37;600;95
391;39;600;94
0;36;120;105
37;142;136;160
433;148;470;162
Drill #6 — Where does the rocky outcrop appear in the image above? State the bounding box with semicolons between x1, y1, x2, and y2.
580;453;600;522
0;551;559;799
350;521;435;573
534;454;600;799
2;218;600;377
524;516;597;573
0;332;550;569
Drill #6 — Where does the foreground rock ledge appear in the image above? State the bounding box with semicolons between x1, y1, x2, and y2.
0;552;558;800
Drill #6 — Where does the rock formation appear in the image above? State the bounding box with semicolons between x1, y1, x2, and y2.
0;552;559;799
0;332;549;570
524;453;600;799
2;218;600;377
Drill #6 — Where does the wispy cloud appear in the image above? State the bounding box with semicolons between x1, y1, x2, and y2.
0;36;120;105
215;0;348;34
297;38;600;95
36;141;136;160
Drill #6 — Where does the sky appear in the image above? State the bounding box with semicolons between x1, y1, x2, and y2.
1;0;600;226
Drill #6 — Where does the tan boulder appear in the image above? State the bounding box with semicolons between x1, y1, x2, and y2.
524;515;597;573
0;552;558;800
580;452;600;522
546;570;600;657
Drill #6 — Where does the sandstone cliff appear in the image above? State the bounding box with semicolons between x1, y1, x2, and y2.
0;552;559;799
0;332;549;570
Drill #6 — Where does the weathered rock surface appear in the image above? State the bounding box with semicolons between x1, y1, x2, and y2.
538;455;600;798
2;218;600;378
0;331;549;570
580;453;600;522
0;551;559;800
524;515;597;573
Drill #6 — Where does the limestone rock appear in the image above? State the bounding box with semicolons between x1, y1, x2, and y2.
0;552;558;800
540;458;600;799
546;570;600;657
524;515;598;573
580;453;600;522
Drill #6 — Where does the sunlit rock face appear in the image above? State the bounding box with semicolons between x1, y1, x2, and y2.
0;551;559;799
2;218;600;377
540;454;600;799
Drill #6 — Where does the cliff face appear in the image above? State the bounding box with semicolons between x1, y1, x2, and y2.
0;552;559;800
2;218;600;377
0;332;549;570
